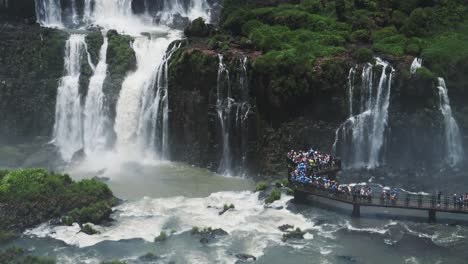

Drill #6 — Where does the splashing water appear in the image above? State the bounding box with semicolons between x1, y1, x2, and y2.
437;78;464;166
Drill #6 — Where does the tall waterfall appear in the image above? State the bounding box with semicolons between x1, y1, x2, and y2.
437;78;464;166
83;33;109;154
347;66;356;117
52;34;88;161
216;54;232;174
216;55;251;176
333;58;395;169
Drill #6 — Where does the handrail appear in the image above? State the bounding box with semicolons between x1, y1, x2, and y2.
292;183;468;212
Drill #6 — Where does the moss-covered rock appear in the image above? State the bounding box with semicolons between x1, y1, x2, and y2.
0;24;67;143
0;169;116;232
184;17;212;38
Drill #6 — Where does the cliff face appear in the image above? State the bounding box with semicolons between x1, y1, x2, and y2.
167;36;467;179
0;23;66;144
0;0;36;22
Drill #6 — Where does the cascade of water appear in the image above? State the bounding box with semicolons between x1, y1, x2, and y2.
348;66;356;117
114;34;179;159
333;58;394;169
52;34;88;161
216;54;232;174
41;0;213;164
437;78;464;166
83;33;109;154
237;56;251;173
410;57;423;75
35;0;63;28
137;42;181;160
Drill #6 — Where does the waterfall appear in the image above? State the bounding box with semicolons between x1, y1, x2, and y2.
83;33;109;154
216;54;232;174
215;55;251;176
41;0;213;164
52;34;88;161
114;34;179;159
437;78;464;166
347;66;356;117
410;57;422;75
35;0;63;28
333;58;395;169
136;42;181;160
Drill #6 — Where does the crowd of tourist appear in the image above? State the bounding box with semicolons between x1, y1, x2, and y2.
287;148;339;174
287;148;468;209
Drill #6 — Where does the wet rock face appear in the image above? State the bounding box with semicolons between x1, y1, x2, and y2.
0;23;67;144
0;0;36;22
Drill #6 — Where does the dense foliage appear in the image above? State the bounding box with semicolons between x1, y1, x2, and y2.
0;169;116;231
218;0;468;97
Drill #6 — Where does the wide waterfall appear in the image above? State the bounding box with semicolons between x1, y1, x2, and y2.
44;0;213;162
216;55;251;176
333;58;395;169
83;33;109;154
52;34;88;161
437;78;464;166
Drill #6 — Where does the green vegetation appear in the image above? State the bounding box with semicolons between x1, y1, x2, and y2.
0;230;15;244
223;203;235;211
0;169;116;231
0;247;55;264
216;0;468;97
106;30;136;76
255;181;268;192
154;231;167;242
274;180;282;188
185;17;212;37
85;32;104;65
81;224;99;235
281;227;306;242
265;188;282;204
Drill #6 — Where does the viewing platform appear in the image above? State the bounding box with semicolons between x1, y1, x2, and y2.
291;183;468;222
287;148;468;222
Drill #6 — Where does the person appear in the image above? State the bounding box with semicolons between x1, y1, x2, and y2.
453;194;458;208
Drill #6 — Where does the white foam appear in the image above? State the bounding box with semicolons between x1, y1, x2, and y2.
26;191;315;258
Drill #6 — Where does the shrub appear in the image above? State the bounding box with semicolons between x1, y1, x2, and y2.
185;17;210;37
255;182;268;192
274;180;283;188
265;188;282;204
350;29;370;43
81;224;99;235
0;230;15;244
154;231;167;242
354;48;373;63
414;67;435;80
223;204;235;210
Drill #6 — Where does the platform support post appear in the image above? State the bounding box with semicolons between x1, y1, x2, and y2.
352;204;360;217
428;209;436;223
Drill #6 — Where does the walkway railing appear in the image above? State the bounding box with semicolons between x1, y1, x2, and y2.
292;183;468;213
